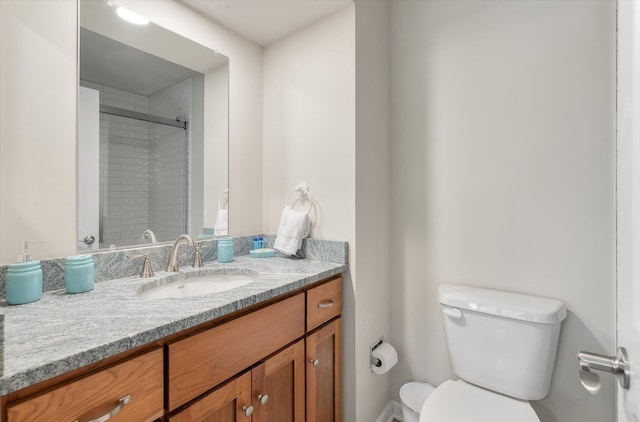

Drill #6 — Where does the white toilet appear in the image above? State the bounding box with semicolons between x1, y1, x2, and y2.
419;284;567;421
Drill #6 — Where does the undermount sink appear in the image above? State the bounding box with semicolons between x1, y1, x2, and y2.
138;269;258;299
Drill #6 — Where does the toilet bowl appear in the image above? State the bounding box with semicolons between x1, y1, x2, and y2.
409;284;566;422
419;380;539;422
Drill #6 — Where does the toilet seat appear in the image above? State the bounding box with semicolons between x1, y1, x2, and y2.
419;380;540;422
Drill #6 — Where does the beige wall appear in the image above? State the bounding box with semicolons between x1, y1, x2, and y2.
389;1;616;421
262;7;358;420
0;0;78;262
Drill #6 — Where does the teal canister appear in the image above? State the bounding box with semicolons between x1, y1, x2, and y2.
64;255;95;294
217;238;234;263
5;261;43;305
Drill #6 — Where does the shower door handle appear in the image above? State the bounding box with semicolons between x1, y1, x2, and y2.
81;235;96;245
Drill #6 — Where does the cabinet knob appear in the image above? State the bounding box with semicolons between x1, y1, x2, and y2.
258;393;269;405
310;358;320;367
242;405;254;417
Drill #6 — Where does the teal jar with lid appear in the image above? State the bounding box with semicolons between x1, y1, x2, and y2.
64;255;95;294
6;261;42;305
217;238;234;263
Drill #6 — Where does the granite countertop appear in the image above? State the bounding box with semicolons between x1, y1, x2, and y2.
0;254;347;395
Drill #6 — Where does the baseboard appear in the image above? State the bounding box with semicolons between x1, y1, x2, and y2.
391;400;403;420
375;400;404;422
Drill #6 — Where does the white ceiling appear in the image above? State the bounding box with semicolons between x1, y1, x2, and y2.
178;0;353;46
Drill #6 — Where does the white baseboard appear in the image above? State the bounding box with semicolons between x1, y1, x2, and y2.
375;400;404;422
391;400;403;420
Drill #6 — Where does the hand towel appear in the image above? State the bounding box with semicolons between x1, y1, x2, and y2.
274;206;311;256
214;209;228;236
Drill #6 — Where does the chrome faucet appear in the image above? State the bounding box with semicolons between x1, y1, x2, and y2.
142;229;157;243
167;234;194;272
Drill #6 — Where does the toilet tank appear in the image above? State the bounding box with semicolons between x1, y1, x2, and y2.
439;284;566;401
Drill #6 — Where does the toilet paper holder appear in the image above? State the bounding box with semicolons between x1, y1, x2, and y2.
577;347;630;393
370;356;383;368
370;337;384;367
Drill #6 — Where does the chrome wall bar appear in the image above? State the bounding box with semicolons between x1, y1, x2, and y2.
100;105;187;129
577;347;630;394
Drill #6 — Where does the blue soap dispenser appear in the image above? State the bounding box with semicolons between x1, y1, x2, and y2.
6;241;43;305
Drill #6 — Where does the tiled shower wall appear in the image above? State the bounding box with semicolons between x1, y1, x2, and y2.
79;80;190;247
149;79;191;242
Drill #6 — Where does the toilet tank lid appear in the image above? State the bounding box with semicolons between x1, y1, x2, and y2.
439;284;567;324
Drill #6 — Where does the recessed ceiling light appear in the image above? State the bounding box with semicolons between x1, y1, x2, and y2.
115;6;150;25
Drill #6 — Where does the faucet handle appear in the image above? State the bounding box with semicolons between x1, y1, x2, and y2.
192;244;211;268
127;254;154;278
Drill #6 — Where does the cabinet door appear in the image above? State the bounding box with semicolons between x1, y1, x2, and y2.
252;340;305;422
306;318;342;422
168;372;252;422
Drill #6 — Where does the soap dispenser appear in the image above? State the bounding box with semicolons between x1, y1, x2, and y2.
6;241;43;305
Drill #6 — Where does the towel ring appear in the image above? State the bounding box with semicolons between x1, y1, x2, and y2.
218;188;229;210
285;183;312;215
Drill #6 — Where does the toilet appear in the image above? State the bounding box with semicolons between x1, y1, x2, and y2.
418;284;567;421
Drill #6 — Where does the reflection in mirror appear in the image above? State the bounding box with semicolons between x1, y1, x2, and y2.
78;0;229;251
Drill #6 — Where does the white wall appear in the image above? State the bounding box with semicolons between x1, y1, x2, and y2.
0;0;78;262
389;1;616;422
355;1;391;421
262;7;357;420
203;64;229;231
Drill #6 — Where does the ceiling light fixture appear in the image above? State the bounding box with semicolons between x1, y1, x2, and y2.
115;7;150;25
106;0;149;25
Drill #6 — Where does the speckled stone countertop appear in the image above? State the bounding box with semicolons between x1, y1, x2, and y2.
0;254;347;396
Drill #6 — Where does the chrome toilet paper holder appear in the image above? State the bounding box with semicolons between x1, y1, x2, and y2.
577;347;630;394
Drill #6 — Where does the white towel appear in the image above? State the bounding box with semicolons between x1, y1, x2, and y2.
214;209;228;236
274;206;311;256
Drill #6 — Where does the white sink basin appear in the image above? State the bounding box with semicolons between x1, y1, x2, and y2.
139;270;257;299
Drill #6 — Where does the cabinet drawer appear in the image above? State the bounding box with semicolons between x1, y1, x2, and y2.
167;294;305;410
307;277;342;331
7;349;163;422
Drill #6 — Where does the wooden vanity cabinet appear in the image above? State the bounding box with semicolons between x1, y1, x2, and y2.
166;294;305;411
167;372;252;422
6;348;163;422
252;340;305;422
170;340;306;422
306;317;342;422
2;275;343;422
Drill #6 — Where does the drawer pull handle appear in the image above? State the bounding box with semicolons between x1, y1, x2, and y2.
318;298;335;309
75;395;130;422
310;358;320;367
242;405;254;417
258;393;269;405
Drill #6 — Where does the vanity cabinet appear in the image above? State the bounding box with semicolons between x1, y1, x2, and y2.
2;275;343;422
6;348;163;422
167;371;252;422
170;340;305;422
306;318;342;422
166;294;305;411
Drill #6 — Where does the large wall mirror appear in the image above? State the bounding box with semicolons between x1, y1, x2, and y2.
78;0;229;251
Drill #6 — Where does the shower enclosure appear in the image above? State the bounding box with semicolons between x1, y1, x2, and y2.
78;82;191;249
99;105;189;248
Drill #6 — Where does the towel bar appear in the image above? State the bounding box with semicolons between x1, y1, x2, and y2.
285;183;312;215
